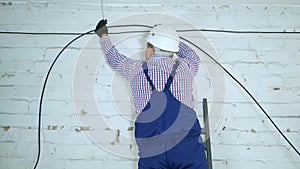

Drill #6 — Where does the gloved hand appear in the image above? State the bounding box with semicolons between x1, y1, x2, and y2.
95;19;108;37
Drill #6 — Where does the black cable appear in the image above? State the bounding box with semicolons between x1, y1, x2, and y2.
180;36;300;156
108;24;153;29
32;25;299;168
33;29;94;169
0;31;91;35
0;31;149;35
0;25;153;36
177;29;300;34
1;27;300;36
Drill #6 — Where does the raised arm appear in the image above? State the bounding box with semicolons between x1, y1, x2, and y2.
176;41;200;75
95;20;139;80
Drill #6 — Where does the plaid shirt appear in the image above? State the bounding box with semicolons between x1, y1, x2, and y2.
100;36;200;113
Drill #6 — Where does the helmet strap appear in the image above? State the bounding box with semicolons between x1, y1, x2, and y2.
154;47;174;57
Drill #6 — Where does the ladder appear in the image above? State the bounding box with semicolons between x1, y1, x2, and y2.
201;98;213;169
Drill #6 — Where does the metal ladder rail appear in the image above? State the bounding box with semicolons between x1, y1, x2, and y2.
202;98;213;169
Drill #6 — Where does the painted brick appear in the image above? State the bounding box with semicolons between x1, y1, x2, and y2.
0;34;37;48
0;157;26;169
212;144;299;161
0;99;29;114
213;160;300;169
212;129;300;147
0;48;45;61
1;1;300;169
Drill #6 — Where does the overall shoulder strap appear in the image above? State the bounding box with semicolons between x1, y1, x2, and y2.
142;62;155;90
165;60;180;90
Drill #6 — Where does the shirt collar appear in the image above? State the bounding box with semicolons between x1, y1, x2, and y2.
151;54;171;59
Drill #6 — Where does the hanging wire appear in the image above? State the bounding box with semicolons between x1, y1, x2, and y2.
32;30;94;169
101;0;105;19
0;23;296;169
6;0;297;166
179;36;300;157
1;28;300;35
29;25;299;169
177;29;300;34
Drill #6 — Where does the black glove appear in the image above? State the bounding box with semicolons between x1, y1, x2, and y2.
95;19;108;37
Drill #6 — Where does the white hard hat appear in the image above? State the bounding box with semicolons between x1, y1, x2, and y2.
147;24;179;52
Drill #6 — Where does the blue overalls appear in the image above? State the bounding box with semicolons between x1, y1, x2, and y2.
135;61;208;169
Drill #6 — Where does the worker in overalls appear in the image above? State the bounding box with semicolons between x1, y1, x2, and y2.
96;19;208;169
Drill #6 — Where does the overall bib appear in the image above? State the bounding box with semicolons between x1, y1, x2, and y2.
135;61;208;169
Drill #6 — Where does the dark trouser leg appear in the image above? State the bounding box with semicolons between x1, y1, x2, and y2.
166;133;208;169
138;152;168;169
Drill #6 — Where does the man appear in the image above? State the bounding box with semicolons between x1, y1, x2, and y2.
95;19;208;169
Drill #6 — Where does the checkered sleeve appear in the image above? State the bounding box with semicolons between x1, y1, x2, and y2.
176;41;200;75
100;36;139;80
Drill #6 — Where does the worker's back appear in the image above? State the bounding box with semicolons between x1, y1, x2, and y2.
128;56;195;113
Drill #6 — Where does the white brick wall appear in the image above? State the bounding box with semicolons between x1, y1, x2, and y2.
0;1;299;169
